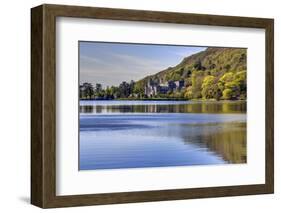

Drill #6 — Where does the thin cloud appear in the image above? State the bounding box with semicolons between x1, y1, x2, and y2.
79;43;205;87
80;52;170;87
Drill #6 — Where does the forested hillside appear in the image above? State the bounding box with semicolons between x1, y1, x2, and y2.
80;47;247;100
134;47;247;100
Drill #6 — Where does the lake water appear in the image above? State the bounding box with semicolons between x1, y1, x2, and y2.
79;100;246;170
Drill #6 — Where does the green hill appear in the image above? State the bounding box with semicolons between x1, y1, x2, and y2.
135;47;247;100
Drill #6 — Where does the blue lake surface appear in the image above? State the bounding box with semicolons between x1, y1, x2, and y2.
79;100;246;170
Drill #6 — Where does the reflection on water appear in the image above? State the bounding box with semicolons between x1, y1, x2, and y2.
79;101;246;170
80;100;246;114
181;123;246;164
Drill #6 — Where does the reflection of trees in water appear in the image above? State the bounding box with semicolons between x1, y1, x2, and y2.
80;102;247;164
180;123;247;164
80;102;246;114
205;129;246;163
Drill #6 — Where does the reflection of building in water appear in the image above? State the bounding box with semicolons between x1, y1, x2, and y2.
80;101;247;114
144;79;185;97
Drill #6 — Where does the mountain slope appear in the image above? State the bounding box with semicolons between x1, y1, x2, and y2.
135;47;247;100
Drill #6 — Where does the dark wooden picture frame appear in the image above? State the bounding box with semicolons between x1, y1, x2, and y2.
31;4;274;208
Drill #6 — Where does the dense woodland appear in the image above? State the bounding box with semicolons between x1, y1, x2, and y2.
80;47;247;101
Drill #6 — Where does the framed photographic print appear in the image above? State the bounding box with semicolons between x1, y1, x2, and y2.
31;4;274;208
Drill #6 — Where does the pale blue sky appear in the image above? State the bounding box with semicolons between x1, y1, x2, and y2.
79;42;206;87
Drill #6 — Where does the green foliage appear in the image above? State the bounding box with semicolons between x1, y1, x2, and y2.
80;47;247;101
201;76;222;100
133;81;145;98
218;70;246;100
184;86;193;100
194;60;203;70
222;88;233;99
80;83;94;99
136;47;247;100
191;71;204;99
165;69;182;81
234;70;247;93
